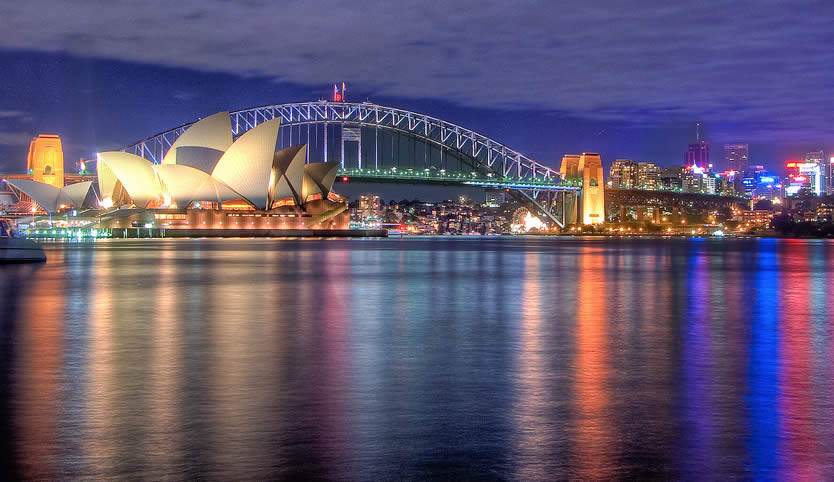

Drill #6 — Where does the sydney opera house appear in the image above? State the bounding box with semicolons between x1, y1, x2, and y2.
6;112;350;234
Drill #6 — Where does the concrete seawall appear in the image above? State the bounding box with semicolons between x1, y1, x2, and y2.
110;228;388;238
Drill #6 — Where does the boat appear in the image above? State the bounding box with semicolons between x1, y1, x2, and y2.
0;218;46;262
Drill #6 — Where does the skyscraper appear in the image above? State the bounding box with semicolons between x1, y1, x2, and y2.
608;159;637;188
723;143;749;173
636;162;661;190
685;141;709;168
803;150;826;195
684;122;709;168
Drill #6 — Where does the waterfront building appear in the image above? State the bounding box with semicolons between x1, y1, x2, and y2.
27;135;64;188
636;162;661;190
608;159;637;189
723;143;749;173
738;210;773;226
485;190;506;207
359;194;381;218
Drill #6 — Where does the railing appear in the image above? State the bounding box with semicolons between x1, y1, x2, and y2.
336;168;580;191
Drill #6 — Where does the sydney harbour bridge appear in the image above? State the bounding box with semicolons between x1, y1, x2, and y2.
122;100;745;227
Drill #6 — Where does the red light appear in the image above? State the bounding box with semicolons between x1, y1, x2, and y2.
786;162;797;168
334;93;342;102
342;176;348;182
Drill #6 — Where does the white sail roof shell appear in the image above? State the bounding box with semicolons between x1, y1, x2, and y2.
161;112;233;166
154;164;243;207
269;145;307;206
96;160;120;204
211;118;280;210
6;179;94;213
58;181;94;208
97;152;162;208
302;162;340;201
6;179;61;212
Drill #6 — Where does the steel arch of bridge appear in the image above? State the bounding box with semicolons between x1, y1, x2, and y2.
123;101;561;181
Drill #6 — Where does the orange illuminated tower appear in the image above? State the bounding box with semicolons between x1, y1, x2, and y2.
578;152;605;224
26;134;64;188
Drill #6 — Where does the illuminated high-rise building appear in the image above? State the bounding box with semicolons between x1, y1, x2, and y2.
608;159;637;189
723;143;749;173
636;162;661;190
359;194;381;218
26;134;64;188
802;150;828;194
684;122;709;167
685;141;709;168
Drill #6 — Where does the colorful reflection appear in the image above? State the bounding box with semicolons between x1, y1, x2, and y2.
16;264;64;479
1;238;834;479
573;245;615;479
680;248;718;474
746;241;781;477
778;240;825;479
513;251;560;479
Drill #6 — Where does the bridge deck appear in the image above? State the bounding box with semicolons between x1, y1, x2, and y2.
336;169;581;191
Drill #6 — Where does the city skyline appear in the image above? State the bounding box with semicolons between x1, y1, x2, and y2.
1;1;833;173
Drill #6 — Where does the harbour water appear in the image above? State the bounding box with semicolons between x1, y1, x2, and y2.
1;237;833;479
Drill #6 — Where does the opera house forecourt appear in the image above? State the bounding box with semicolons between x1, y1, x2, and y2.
8;112;376;237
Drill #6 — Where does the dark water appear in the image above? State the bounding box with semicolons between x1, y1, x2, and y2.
1;237;833;479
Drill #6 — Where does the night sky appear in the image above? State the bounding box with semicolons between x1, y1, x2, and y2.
1;0;833;174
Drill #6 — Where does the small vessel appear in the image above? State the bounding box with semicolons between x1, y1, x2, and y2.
0;218;46;262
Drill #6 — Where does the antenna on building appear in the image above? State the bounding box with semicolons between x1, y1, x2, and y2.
696;122;701;142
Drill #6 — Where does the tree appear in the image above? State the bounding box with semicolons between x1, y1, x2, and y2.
754;199;774;211
770;213;794;235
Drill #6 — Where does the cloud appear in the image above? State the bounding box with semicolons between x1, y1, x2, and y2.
0;110;33;122
173;90;198;101
0;131;34;146
1;0;833;141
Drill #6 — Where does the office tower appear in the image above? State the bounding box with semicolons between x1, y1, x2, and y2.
636;162;661;190
608;159;637;189
684;122;709;167
803;150;827;194
723;143;749;173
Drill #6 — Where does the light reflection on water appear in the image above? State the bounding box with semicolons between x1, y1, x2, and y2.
1;237;834;479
